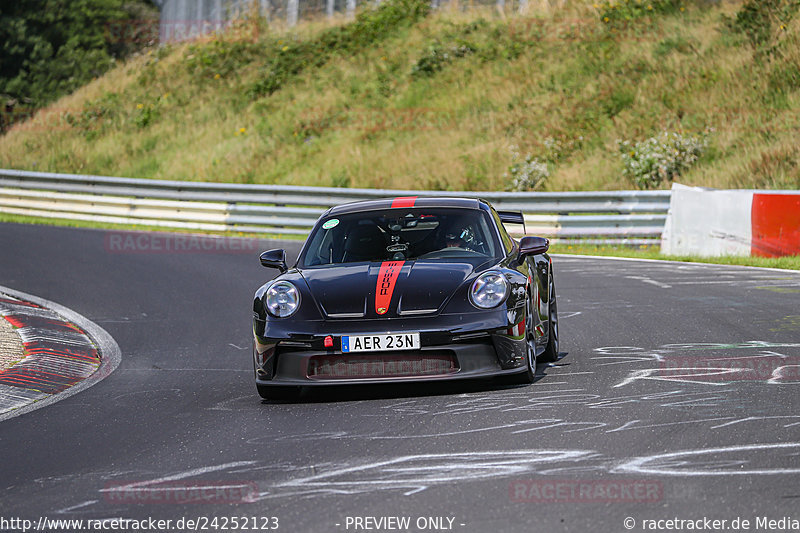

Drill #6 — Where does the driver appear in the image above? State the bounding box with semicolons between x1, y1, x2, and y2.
443;215;471;249
445;231;465;248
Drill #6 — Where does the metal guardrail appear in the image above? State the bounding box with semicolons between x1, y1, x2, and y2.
0;169;670;244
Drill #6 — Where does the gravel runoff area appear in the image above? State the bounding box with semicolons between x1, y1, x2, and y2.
0;303;25;370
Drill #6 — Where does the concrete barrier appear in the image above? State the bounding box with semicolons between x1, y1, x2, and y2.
661;184;800;257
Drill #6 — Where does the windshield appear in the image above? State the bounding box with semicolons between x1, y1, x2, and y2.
300;208;501;267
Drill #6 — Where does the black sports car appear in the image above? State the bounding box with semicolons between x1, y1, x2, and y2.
252;196;558;399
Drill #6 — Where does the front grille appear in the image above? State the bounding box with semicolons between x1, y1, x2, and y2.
307;352;458;380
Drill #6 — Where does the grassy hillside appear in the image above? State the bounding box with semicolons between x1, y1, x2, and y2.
1;0;798;192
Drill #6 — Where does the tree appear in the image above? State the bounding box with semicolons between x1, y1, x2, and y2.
0;0;158;108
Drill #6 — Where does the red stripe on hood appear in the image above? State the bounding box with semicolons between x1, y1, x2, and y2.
375;261;404;315
391;196;417;208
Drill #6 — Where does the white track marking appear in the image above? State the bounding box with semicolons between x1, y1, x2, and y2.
625;275;672;289
98;461;257;494
250;450;596;500
710;416;800;429
55;500;99;513
615;443;800;476
614;368;742;387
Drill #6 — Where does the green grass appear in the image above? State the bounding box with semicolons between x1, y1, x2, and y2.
1;0;798;191
0;212;301;240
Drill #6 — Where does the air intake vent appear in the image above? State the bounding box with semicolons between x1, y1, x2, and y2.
308;353;458;379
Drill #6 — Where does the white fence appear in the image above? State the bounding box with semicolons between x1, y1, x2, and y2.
0;169;670;244
159;0;533;40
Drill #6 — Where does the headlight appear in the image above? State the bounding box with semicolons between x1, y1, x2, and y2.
264;281;300;318
470;271;509;309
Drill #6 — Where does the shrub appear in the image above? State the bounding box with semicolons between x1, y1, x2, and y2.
317;0;430;53
409;17;535;80
769;60;800;94
601;87;636;118
185;39;265;81
249;0;430;98
542;136;584;163
411;43;475;78
618;130;710;189
727;0;799;49
653;35;697;57
505;146;550;191
62;91;122;137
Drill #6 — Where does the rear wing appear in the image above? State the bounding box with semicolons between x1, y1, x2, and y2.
498;210;526;235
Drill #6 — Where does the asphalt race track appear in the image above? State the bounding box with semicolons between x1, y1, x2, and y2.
1;222;799;532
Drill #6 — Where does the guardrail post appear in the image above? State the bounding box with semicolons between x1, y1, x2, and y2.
287;0;299;26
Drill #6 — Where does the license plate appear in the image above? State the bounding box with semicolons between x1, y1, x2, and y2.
341;333;420;353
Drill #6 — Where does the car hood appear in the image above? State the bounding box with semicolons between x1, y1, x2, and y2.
300;260;490;318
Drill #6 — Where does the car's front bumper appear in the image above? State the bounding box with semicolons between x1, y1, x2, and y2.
253;309;529;387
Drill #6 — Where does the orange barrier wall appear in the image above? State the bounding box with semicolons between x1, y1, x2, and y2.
751;194;800;257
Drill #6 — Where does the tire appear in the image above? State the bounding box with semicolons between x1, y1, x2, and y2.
510;291;537;384
256;383;303;401
538;271;559;364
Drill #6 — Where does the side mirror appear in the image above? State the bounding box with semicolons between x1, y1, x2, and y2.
259;249;288;273
518;236;549;259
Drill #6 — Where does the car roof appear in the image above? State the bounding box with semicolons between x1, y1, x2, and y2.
326;197;487;216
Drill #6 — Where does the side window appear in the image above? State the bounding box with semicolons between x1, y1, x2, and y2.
490;208;515;254
305;220;346;265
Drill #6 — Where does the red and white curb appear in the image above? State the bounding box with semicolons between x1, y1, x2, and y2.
0;287;121;421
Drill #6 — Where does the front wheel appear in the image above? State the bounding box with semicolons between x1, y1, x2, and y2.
510;291;537;384
538;271;559;363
